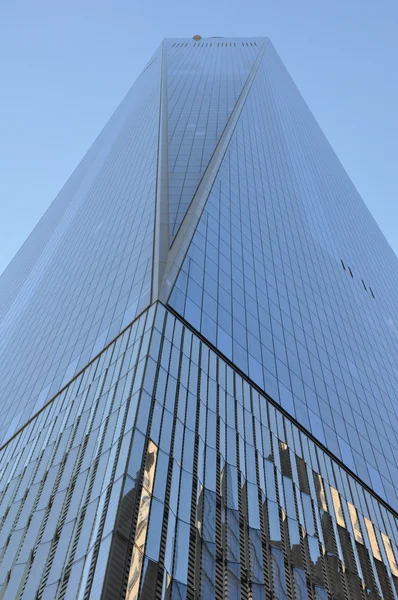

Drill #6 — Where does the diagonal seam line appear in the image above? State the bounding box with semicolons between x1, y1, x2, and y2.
164;300;398;520
151;41;169;302
168;39;269;249
158;38;270;304
169;41;264;245
0;304;152;453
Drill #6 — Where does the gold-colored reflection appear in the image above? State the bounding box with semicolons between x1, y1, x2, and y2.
126;439;158;599
314;474;328;512
381;532;398;577
126;546;144;600
135;489;151;552
347;502;363;544
143;440;158;494
364;517;382;561
330;487;345;528
165;572;172;593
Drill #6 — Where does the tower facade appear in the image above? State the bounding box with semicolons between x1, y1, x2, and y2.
0;37;398;599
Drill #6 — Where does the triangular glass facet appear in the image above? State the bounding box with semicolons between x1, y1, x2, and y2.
166;39;262;244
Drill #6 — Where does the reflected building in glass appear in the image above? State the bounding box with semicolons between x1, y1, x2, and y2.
0;36;398;599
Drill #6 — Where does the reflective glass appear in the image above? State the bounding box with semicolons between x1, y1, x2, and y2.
1;34;398;600
0;46;163;444
169;39;398;512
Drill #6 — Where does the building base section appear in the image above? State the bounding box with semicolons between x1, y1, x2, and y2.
0;303;397;599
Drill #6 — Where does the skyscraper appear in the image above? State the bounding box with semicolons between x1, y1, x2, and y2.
0;34;397;599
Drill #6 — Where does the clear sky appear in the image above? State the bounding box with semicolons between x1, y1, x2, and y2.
0;0;397;276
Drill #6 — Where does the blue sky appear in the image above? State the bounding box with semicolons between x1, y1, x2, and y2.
1;0;397;275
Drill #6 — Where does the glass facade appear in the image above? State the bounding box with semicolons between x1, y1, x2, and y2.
169;39;398;511
0;43;162;445
167;38;262;241
1;304;397;599
0;36;398;598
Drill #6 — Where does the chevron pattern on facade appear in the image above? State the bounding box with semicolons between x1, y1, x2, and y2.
1;37;398;599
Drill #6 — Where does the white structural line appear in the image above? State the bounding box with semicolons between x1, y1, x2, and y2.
151;40;170;302
158;38;269;304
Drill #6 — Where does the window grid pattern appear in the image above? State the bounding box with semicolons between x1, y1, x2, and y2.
166;38;263;242
0;304;397;599
0;47;162;446
107;304;398;600
0;305;156;599
169;41;398;510
0;33;397;599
